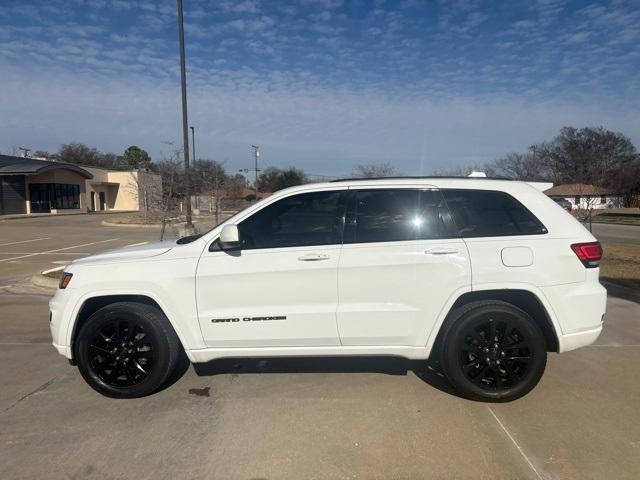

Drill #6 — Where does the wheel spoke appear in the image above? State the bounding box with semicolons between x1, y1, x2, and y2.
493;368;503;388
470;364;488;385
89;344;112;356
131;359;148;375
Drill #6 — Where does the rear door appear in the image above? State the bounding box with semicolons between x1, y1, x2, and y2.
336;187;471;346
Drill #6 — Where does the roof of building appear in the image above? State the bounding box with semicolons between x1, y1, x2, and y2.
0;154;93;179
544;183;615;196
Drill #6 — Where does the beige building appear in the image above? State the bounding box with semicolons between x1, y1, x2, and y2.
0;154;161;215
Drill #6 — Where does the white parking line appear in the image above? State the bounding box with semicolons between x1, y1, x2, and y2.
487;406;543;480
0;237;50;247
0;238;120;263
0;252;92;255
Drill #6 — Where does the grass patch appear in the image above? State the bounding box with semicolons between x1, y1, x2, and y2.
600;242;640;291
592;215;640;226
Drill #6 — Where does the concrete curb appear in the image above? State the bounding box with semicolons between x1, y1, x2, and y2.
101;220;162;228
0;211;137;222
602;281;640;304
31;274;58;289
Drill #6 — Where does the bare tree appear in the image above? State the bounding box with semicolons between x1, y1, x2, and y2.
351;163;401;178
156;147;184;241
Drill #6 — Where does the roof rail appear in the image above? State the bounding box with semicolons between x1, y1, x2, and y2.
329;175;513;182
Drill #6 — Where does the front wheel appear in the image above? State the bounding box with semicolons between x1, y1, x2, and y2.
440;300;547;402
75;302;181;398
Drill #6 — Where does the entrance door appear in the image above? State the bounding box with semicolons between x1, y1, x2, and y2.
337;187;471;346
90;192;96;211
196;189;347;347
28;184;51;213
99;192;106;210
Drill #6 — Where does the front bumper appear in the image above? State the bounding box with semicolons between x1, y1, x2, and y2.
49;288;76;360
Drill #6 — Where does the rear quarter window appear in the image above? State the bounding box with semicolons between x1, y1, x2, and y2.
442;189;547;237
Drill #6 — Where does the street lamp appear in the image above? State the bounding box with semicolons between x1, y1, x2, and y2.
176;0;193;229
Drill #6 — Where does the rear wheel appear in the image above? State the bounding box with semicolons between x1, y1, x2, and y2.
441;300;547;402
75;302;180;398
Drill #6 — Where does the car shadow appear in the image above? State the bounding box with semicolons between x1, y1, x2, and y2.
180;355;458;397
601;280;640;304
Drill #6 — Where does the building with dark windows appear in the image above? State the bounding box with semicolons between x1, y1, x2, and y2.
0;155;161;216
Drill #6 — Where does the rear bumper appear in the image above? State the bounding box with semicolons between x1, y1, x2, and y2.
541;280;606;353
559;325;603;352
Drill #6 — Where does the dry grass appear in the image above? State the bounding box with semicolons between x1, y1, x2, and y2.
600;242;640;291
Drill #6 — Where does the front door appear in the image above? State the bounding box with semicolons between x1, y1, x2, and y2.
28;184;51;213
337;187;471;346
196;189;347;348
90;192;96;211
99;192;106;210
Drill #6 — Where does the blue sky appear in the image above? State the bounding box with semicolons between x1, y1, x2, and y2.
1;0;639;176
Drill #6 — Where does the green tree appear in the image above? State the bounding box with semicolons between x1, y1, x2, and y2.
256;167;308;192
123;145;152;170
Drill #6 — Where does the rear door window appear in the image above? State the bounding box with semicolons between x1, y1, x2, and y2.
441;189;547;237
344;189;455;244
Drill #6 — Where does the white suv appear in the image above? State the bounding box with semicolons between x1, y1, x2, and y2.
50;178;606;401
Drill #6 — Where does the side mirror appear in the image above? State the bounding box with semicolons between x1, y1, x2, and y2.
219;224;240;249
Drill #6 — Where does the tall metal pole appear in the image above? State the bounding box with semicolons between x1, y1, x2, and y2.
251;144;260;199
177;0;193;228
190;125;196;209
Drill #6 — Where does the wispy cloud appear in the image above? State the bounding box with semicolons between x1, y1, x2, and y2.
0;0;638;173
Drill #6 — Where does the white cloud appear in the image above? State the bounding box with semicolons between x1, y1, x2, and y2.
1;65;638;175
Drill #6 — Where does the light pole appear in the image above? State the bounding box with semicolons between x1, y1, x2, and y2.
251;144;260;199
176;0;193;229
190;125;196;209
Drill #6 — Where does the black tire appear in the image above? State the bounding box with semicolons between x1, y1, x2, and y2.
440;300;547;402
75;302;181;398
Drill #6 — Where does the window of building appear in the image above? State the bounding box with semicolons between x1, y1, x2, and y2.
344;189;454;244
237;190;345;249
575;195;581;204
29;183;80;211
441;189;547;237
600;195;606;204
52;184;80;209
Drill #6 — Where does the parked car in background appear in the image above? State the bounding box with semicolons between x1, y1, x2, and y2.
50;177;606;402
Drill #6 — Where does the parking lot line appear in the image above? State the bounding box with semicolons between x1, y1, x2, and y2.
0;238;120;263
0;252;93;255
488;406;543;480
0;237;50;247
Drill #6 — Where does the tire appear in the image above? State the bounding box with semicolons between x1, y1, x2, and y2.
440;300;547;402
75;302;181;398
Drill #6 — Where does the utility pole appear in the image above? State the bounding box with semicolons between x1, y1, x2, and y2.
176;0;193;229
190;125;196;209
238;146;261;201
251;144;260;199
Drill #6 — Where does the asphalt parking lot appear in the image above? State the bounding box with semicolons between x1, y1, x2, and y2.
1;214;639;479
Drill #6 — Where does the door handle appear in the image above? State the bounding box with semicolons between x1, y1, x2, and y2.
425;248;459;255
298;253;330;261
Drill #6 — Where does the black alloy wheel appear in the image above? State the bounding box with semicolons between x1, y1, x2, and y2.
87;319;154;388
441;300;547;402
75;302;180;398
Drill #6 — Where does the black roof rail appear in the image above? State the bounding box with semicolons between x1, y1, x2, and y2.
329;175;514;182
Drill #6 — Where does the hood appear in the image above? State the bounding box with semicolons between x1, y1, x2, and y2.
72;240;176;266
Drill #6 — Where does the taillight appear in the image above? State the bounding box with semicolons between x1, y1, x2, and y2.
571;242;602;268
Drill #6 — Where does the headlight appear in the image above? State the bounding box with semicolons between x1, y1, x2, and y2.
59;272;73;289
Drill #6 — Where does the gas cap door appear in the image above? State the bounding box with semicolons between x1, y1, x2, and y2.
501;246;533;267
